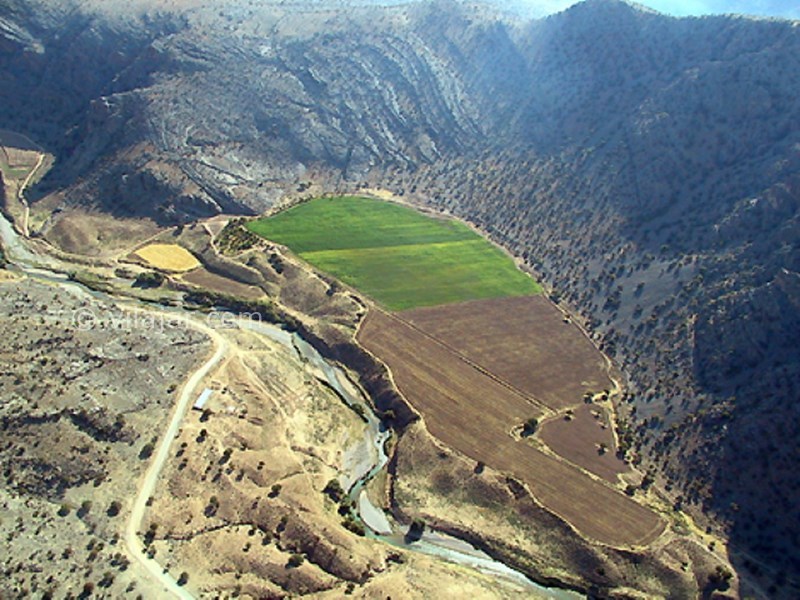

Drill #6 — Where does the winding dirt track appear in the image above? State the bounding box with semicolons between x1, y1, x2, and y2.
124;311;228;600
17;152;44;237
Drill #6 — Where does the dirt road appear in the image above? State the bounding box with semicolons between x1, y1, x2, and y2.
124;312;228;599
16;151;45;237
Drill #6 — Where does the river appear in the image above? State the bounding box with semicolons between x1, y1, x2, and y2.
0;210;582;599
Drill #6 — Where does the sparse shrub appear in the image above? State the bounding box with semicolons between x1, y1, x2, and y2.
708;565;733;591
341;514;365;536
276;515;288;533
405;518;425;542
144;523;158;545
78;500;92;517
323;479;345;503
386;552;405;564
521;417;538;437
133;271;165;288
138;442;155;460
204;496;219;517
337;499;355;516
286;553;304;568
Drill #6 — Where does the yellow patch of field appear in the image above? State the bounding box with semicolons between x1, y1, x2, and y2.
134;243;200;272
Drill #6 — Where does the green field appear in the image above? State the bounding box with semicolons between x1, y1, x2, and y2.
247;196;541;310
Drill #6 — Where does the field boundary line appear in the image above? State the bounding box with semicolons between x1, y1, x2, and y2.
298;237;483;258
380;308;552;415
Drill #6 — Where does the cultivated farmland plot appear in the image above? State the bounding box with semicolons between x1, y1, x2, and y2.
402;295;613;410
247;196;540;310
250;195;664;547
539;403;629;483
134;243;201;272
359;310;663;547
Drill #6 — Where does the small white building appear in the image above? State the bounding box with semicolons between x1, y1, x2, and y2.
193;388;213;411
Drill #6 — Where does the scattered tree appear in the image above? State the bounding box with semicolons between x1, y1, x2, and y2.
138;442;155;460
708;566;734;591
323;479;345;503
405;518;425;542
521;417;539;437
78;500;92;518
133;271;165;288
286;553;304;568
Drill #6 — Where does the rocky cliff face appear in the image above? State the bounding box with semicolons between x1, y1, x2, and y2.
2;0;799;581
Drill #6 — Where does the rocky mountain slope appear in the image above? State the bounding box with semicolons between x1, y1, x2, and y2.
1;0;799;587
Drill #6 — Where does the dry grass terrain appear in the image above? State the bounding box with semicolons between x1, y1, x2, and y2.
359;309;664;547
538;404;629;483
0;275;528;598
402;295;613;410
134;243;200;272
43;209;162;258
0;277;211;599
145;327;378;597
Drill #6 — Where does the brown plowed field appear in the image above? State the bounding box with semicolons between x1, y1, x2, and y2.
360;310;544;459
539;404;629;483
359;308;664;547
183;268;264;300
402;295;612;410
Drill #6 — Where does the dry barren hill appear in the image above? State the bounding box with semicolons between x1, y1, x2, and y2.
1;0;800;589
